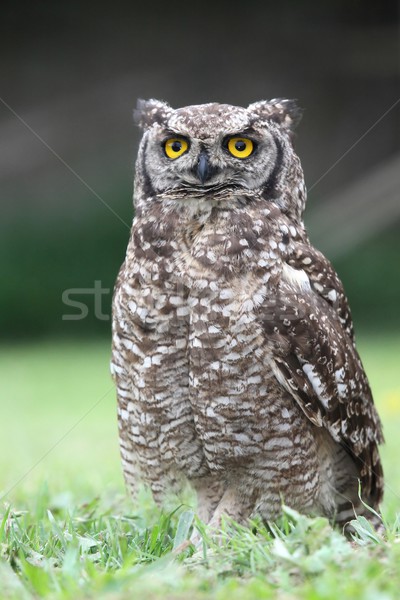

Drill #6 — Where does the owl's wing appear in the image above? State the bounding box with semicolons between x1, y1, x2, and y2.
262;249;383;504
287;239;354;339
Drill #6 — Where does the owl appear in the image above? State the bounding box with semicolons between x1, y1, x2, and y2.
111;98;384;532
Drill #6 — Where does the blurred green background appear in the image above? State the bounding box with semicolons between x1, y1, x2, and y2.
1;0;399;338
0;1;399;514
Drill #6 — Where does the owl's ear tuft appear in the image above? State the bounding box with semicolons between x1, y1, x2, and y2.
248;99;303;131
134;99;173;130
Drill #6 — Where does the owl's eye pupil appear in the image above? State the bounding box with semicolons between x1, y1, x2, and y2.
171;141;182;153
235;140;246;152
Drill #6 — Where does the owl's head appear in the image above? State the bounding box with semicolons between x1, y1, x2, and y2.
134;99;306;220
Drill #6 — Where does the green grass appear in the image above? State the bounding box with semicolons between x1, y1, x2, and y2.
1;333;399;599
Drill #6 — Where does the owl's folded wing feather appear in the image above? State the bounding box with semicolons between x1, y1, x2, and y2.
287;239;355;340
262;253;384;504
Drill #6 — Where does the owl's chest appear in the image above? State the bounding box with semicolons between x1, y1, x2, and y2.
168;224;273;390
184;270;272;409
160;217;279;363
128;217;287;470
181;263;284;469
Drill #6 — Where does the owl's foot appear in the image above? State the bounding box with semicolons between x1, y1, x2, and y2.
208;486;253;527
190;484;252;547
193;475;226;524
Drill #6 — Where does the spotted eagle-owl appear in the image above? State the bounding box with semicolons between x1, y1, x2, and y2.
111;98;383;529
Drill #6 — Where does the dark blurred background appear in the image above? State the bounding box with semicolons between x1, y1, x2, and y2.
1;0;399;339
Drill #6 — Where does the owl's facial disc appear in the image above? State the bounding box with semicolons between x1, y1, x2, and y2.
143;122;279;202
158;134;264;194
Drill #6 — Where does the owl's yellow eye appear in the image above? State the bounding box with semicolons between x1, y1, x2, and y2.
164;138;189;159
227;137;254;158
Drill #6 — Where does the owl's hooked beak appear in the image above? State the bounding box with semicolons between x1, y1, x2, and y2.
196;150;218;184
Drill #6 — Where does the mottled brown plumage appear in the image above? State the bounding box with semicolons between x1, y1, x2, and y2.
111;99;383;530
